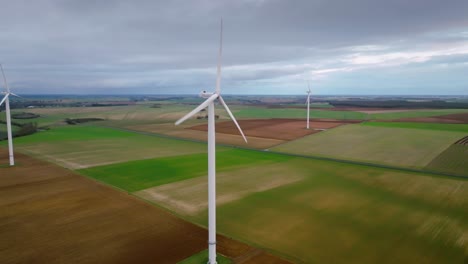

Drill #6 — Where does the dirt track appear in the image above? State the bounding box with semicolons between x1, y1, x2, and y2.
189;118;352;141
0;150;291;264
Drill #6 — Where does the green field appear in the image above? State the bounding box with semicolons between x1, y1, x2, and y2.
426;144;468;176
370;109;468;120
79;149;291;192
363;121;468;132
272;124;467;168
80;145;468;263
233;107;468;121
178;250;231;264
4;106;468;263
235;107;367;120
4;125;207;169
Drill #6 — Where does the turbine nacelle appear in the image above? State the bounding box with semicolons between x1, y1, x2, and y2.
200;90;215;98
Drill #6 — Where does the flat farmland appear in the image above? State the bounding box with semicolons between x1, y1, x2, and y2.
7;125;207;169
272;124;467;168
0;151;208;264
235;107;367;120
126;122;283;149
79;148;292;192
362;121;468;132
190;118;351;140
370;108;468;120
86;147;468;263
127;119;353;149
0;150;291;264
426;143;468;176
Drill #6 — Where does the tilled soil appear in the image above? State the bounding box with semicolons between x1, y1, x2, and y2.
189;118;352;141
0;150;291;264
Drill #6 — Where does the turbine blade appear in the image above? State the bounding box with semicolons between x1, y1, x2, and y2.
215;19;223;94
0;94;8;106
175;94;219;125
0;64;10;93
9;92;21;98
218;95;247;143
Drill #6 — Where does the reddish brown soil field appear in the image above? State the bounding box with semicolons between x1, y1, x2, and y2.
189;118;353;141
0;150;291;264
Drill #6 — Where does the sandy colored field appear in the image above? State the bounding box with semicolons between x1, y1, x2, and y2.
127;123;284;149
0;150;291;264
189;118;349;141
11;126;207;169
272;124;467;168
135;162;303;216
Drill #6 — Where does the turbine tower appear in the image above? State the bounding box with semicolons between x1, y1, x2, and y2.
0;64;19;166
175;20;247;264
306;81;311;129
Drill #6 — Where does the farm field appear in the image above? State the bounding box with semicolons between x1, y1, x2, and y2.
235;107;367;120
126;122;283;149
2;102;468;263
369;108;468;120
272;124;467;169
425;140;468;176
362;121;468;132
79;149;291;192
0;150;207;264
127;118;354;149
77;146;468;263
0;150;291;264
233;106;468;121
4;125;207;169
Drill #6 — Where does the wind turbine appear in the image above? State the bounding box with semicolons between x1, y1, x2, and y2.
175;20;247;264
0;64;19;166
306;81;311;129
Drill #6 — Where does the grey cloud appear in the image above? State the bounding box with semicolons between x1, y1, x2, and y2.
0;0;467;94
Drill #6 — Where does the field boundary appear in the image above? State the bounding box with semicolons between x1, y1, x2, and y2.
98;124;468;180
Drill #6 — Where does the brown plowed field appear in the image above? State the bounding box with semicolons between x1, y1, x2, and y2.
0;150;291;264
189;118;352;141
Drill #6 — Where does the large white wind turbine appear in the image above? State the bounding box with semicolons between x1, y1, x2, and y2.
0;64;19;166
306;81;311;129
175;20;247;264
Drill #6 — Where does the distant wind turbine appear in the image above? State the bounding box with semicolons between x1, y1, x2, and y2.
306;81;311;129
175;19;247;264
0;64;20;166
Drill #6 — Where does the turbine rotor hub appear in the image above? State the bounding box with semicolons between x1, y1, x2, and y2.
200;90;214;98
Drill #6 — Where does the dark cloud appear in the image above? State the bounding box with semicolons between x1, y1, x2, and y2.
0;0;467;94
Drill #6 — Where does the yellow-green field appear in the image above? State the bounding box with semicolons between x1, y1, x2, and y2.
80;146;468;263
272;124;467;168
3;104;468;263
10;125;207;169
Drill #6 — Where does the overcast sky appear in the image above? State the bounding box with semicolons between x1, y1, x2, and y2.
1;0;468;95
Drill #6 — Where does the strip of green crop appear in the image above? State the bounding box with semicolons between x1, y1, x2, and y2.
362;121;468;133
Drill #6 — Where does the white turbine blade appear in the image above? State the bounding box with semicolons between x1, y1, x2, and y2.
0;64;10;93
218;95;247;143
215;19;223;94
0;94;8;106
9;92;21;98
175;94;219;125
